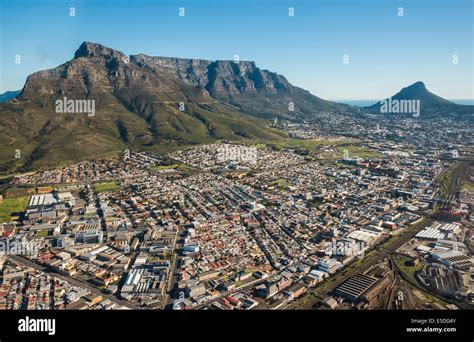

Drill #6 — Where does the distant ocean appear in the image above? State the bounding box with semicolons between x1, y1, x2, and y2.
336;99;474;107
335;100;378;107
450;99;474;105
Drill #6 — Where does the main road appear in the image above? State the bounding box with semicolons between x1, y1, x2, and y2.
8;254;139;310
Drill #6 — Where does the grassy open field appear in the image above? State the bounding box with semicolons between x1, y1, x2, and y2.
393;255;425;284
335;145;383;158
269;178;291;190
438;160;473;196
94;181;122;193
3;187;36;198
254;137;359;151
0;196;29;223
250;137;386;161
462;182;474;191
150;163;195;173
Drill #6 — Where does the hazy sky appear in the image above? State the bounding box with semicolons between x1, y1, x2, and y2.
0;0;472;99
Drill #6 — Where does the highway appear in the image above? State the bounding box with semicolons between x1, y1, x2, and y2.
164;226;186;309
8;254;139;310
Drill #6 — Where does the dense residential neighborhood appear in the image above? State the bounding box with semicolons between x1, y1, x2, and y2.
1;115;472;311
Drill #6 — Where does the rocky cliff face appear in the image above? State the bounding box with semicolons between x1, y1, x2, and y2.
130;54;211;88
21;42;293;102
130;52;292;100
74;41;129;60
21;42;187;101
0;41;350;172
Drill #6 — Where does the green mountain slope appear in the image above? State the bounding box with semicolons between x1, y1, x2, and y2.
0;41;352;172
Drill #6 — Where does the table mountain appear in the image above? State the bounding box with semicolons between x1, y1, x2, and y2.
0;41;350;172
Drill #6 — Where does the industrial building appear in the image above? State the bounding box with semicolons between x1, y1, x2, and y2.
334;274;379;302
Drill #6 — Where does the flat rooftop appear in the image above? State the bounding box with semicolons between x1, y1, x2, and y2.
335;274;378;300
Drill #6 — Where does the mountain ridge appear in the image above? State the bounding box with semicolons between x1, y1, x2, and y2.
0;41;350;172
1;42;471;173
366;81;472;117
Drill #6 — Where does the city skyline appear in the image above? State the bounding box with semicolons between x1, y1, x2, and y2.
0;0;472;99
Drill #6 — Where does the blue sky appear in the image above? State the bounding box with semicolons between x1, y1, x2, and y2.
0;0;472;100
